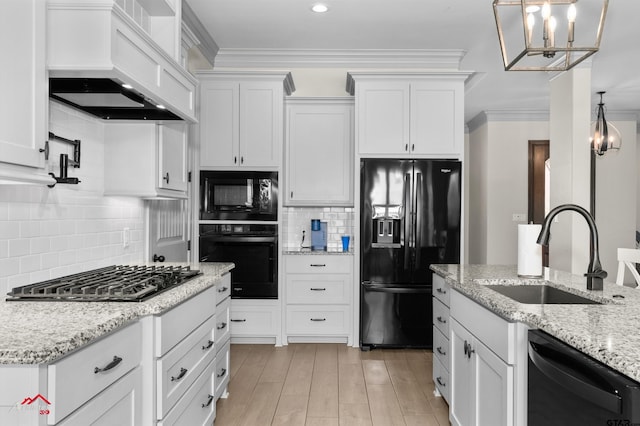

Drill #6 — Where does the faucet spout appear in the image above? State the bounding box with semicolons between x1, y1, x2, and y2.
537;203;607;290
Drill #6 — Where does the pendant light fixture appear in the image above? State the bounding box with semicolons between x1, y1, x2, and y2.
492;0;609;71
591;91;622;156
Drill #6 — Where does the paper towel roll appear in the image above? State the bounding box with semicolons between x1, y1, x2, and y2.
518;224;543;277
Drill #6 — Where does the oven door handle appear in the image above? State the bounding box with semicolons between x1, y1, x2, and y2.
200;236;276;243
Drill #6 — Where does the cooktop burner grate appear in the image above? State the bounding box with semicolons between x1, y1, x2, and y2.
6;265;200;302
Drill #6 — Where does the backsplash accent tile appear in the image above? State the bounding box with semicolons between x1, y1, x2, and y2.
283;207;355;251
0;102;145;294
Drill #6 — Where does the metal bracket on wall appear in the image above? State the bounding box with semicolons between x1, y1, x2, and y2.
47;132;82;188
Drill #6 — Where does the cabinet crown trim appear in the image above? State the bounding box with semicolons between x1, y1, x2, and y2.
346;71;473;95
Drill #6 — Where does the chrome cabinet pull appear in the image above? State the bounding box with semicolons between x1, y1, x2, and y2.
310;287;326;291
217;286;228;293
217;322;227;330
171;367;188;382
94;355;122;374
217;368;227;378
234;156;237;164
436;377;446;387
230;319;246;322
163;172;170;184
405;144;409;151
310;318;326;322
437;316;447;324
310;264;326;267
202;340;214;350
202;394;214;408
436;346;446;356
436;288;447;294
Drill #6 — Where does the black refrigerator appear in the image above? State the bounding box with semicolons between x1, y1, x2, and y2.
360;159;461;349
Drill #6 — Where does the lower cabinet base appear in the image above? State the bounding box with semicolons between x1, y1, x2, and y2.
286;336;349;344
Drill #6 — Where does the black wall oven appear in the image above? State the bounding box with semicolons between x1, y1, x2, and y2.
200;224;277;299
200;171;278;221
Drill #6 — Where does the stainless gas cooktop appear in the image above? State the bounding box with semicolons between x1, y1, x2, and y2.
6;265;200;302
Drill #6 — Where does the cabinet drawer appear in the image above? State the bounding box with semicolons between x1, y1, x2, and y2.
215;273;231;306
433;326;450;371
285;255;352;274
157;315;216;419
57;367;142;426
48;321;142;424
215;297;231;346
286;305;349;335
286;274;350;304
433;274;450;306
229;306;277;336
159;359;216;426
433;355;450;404
214;339;231;400
156;286;216;357
451;290;515;363
433;297;449;337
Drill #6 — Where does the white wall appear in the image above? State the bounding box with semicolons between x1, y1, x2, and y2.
467;117;549;265
0;102;145;294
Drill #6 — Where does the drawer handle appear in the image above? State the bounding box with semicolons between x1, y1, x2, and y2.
463;341;475;359
310;264;326;267
217;368;227;378
230;319;246;322
436;288;447;294
217;322;227;330
310;318;326;322
436;377;446;387
437;316;447;324
202;394;214;408
94;355;122;374
202;340;214;350
436;346;446;356
171;367;188;382
310;287;326;291
218;286;228;293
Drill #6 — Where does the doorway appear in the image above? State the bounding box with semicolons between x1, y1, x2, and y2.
528;140;550;266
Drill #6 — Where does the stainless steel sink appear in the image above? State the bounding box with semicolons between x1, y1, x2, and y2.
485;284;603;305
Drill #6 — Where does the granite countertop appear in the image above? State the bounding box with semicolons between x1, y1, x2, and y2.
430;264;640;382
0;262;234;365
283;250;353;255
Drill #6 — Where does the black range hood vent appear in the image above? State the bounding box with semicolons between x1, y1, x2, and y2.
50;78;181;120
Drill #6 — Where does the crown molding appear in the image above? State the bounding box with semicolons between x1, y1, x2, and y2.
212;48;467;69
182;1;219;67
467;110;550;133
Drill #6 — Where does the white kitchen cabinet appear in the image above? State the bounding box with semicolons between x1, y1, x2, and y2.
214;276;231;399
432;274;451;403
104;122;188;199
229;299;282;346
347;72;468;158
284;98;354;206
284;255;353;344
197;71;295;169
0;0;52;184
449;290;515;426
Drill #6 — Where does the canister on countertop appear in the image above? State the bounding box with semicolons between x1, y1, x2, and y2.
518;223;543;277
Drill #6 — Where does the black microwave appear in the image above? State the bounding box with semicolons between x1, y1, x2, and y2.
200;171;278;221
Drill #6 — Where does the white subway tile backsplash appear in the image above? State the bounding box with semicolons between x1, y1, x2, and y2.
282;206;355;251
9;239;30;257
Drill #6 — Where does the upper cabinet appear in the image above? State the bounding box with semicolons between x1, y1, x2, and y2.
197;71;295;169
104;122;188;199
0;0;52;184
347;72;470;158
285;98;354;206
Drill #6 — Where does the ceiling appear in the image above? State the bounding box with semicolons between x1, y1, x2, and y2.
184;0;640;124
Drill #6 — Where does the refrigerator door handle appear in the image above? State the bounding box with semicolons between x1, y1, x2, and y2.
362;283;432;294
403;172;412;270
415;172;423;269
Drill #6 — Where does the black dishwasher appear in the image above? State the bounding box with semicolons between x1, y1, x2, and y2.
528;329;640;425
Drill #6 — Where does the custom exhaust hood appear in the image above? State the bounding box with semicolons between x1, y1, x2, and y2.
50;78;182;121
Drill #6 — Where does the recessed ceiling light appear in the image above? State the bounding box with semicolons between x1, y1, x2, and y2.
312;3;328;13
122;83;133;89
156;104;166;110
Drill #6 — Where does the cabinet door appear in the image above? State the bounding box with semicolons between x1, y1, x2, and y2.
356;82;410;156
239;82;282;167
159;123;188;192
286;101;353;206
0;0;47;169
474;340;513;426
199;81;239;167
450;318;474;426
410;82;461;156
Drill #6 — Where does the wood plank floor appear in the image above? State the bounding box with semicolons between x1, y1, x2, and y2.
214;344;451;426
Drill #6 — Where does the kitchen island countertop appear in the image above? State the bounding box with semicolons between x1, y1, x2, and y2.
430;264;640;382
0;262;234;365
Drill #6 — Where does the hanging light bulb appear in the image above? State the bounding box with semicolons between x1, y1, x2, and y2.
591;91;622;156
